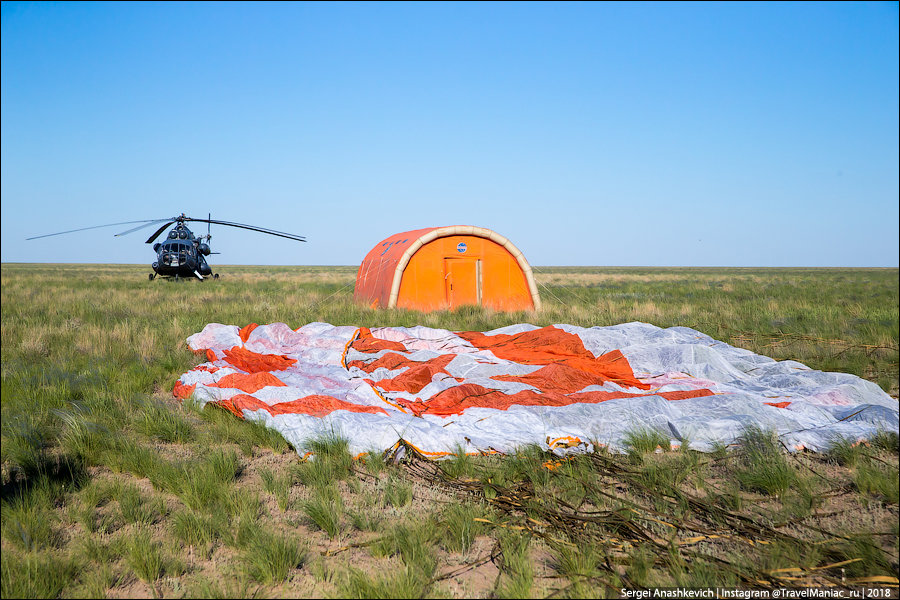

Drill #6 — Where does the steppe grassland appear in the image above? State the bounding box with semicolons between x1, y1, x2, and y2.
1;263;898;598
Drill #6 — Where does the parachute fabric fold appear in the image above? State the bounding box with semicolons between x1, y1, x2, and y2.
175;321;899;457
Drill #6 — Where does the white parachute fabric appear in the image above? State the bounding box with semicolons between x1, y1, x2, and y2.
174;321;898;457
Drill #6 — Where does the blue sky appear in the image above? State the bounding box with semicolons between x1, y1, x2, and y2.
2;1;898;267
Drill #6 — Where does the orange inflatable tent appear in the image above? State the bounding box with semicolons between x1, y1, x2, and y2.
354;226;542;312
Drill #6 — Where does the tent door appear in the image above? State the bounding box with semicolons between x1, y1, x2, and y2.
445;258;482;308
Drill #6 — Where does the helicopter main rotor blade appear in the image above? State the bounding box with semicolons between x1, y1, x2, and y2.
145;221;178;244
186;218;306;242
115;218;176;237
26;219;168;241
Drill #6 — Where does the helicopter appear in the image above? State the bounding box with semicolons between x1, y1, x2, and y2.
27;214;306;280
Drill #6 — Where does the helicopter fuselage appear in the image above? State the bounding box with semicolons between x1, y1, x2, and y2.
151;223;213;279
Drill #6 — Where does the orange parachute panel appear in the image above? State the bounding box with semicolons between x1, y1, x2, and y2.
459;327;651;390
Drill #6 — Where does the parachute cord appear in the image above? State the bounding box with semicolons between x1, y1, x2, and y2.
307;256;401;312
530;265;595;312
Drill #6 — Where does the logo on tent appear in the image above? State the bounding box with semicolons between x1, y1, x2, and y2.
457;242;467;253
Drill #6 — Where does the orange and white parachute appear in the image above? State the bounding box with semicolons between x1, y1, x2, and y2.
175;322;898;456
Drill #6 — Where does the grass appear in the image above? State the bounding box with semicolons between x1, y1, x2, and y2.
370;520;438;590
124;528;179;584
293;433;354;489
623;427;674;457
115;482;162;525
495;531;534;598
335;566;433;599
241;528;308;584
438;501;489;553
0;551;77;599
301;484;343;537
0;263;897;597
733;427;800;497
172;508;224;552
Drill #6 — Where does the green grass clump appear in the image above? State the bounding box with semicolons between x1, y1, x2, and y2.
869;430;899;454
301;484;344;538
551;541;602;580
0;550;77;599
336;566;432;599
371;520;438;586
149;449;243;512
495;531;534;598
479;445;552;496
124;528;178;584
359;450;387;476
194;403;291;455
54;405;112;464
135;398;194;443
623;427;673;457
172;509;225;552
115;483;163;526
829;536;895;577
854;461;900;504
348;506;383;532
241;528;307;584
439;445;478;480
825;436;865;467
438;501;489;553
383;474;414;508
293;433;354;489
259;467;293;511
1;416;49;477
186;576;262;599
734;427;799;497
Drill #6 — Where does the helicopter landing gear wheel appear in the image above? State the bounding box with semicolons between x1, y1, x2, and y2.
148;273;156;281
174;274;180;282
214;273;219;280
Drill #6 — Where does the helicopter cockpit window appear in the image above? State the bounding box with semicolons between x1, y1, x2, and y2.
163;242;189;253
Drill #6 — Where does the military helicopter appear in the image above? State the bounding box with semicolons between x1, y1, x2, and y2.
27;214;306;280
